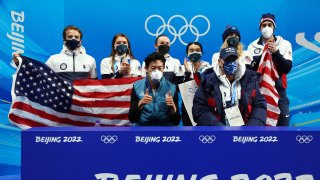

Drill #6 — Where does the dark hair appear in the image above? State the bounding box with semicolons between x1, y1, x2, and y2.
186;42;203;54
144;52;166;68
154;34;169;45
63;25;83;41
109;33;135;72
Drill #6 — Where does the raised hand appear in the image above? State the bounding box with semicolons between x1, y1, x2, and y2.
165;91;176;113
267;38;278;54
119;63;131;75
138;89;153;110
12;54;21;66
184;58;191;72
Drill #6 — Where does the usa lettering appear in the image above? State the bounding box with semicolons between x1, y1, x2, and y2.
35;136;61;144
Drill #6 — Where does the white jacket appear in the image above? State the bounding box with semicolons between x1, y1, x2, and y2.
180;60;211;79
46;45;97;81
100;55;141;77
247;35;292;63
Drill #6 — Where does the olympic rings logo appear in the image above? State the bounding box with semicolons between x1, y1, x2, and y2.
145;15;210;45
199;135;216;143
296;135;313;143
101;135;118;144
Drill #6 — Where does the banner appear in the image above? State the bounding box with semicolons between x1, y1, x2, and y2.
22;127;320;179
179;80;198;126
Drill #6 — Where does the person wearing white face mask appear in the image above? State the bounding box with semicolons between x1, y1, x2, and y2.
141;34;183;84
100;33;141;79
247;13;293;126
129;52;180;126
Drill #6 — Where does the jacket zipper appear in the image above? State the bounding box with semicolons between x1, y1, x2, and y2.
73;52;75;80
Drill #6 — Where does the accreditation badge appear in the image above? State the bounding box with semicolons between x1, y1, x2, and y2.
224;106;244;126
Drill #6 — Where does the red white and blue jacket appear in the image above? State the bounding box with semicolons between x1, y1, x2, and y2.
192;68;267;126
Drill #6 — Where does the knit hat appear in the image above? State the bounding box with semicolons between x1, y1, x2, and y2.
222;26;241;42
259;13;276;29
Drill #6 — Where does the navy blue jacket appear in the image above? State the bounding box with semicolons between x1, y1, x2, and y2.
192;68;267;126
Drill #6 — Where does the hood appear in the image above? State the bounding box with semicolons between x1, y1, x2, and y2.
61;44;87;56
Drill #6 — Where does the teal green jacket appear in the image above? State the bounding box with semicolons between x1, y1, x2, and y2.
129;77;180;126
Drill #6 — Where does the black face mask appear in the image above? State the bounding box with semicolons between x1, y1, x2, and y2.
158;44;170;56
65;39;80;51
227;37;239;47
115;44;128;55
188;52;202;62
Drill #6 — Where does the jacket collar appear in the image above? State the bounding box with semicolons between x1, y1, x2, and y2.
257;35;281;46
61;45;86;56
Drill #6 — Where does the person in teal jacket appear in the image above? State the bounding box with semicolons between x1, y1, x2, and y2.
129;52;180;126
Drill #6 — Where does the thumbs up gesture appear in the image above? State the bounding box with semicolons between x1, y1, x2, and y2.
138;89;153;110
165;91;177;113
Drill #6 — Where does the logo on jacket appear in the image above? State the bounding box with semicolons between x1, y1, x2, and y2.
60;63;67;70
139;91;145;97
254;48;262;54
145;15;210;45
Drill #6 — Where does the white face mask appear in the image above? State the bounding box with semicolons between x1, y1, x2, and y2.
149;70;163;84
261;26;273;39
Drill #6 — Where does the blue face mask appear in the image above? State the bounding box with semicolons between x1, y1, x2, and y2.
115;44;128;55
223;60;238;75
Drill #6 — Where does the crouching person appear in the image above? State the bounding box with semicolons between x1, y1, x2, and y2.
192;47;266;126
129;52;180;126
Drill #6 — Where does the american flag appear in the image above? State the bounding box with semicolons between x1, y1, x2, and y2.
9;56;141;130
257;46;280;126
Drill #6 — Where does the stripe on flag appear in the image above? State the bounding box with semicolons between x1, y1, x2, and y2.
257;46;280;126
9;56;142;129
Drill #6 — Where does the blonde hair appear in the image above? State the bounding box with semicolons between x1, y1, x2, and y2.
220;40;244;58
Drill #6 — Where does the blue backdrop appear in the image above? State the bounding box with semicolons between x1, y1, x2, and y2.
1;0;320;123
0;0;320;178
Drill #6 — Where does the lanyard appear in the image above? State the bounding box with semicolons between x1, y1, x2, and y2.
113;62;119;74
222;79;238;109
231;81;237;106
